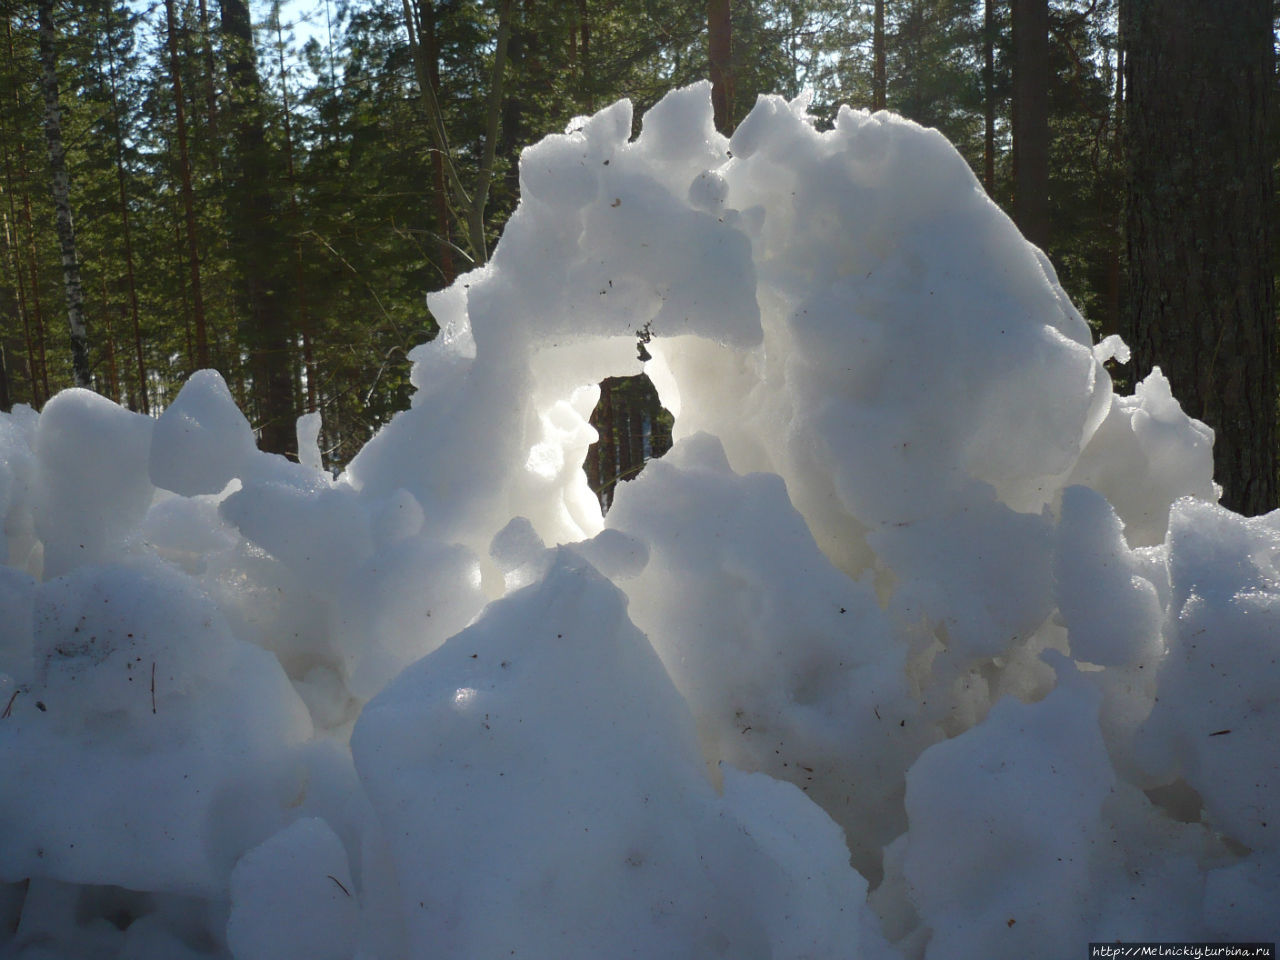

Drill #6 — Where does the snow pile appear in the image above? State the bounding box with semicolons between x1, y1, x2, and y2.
1;83;1275;958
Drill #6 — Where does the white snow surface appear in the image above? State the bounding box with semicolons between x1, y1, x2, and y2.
1;84;1275;957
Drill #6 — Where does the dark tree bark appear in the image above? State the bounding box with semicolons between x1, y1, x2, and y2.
614;384;634;488
1011;0;1050;248
220;0;295;456
18;185;48;403
0;341;10;412
708;0;733;133
1122;0;1276;514
873;0;886;112
1101;25;1124;341
165;0;208;371
36;0;90;388
982;0;995;193
196;0;221;143
596;379;616;509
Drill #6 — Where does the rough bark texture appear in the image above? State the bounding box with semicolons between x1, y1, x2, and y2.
1123;0;1276;514
220;0;295;456
708;0;732;133
37;0;90;388
1011;0;1050;249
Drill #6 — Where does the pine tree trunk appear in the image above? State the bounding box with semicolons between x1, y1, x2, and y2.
221;0;295;456
1102;30;1123;340
0;341;10;412
20;188;48;403
873;0;886;112
1011;0;1050;248
101;278;119;404
422;0;455;284
982;0;995;193
1122;0;1276;514
708;0;733;133
614;384;634;487
597;380;615;510
166;0;209;370
468;0;512;264
36;0;90;388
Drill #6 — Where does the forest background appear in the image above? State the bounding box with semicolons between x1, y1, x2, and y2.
0;0;1274;514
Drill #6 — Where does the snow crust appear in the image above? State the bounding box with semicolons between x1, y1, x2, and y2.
1;83;1275;957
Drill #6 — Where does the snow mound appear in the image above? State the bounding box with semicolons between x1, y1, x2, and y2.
2;83;1272;958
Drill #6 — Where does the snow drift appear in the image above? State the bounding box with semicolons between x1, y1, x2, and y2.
1;83;1275;958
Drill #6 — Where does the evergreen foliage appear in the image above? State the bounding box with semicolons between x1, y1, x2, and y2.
0;0;1270;509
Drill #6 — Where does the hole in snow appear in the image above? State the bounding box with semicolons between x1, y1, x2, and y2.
584;373;673;512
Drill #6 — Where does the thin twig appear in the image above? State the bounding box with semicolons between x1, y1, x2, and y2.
328;874;352;897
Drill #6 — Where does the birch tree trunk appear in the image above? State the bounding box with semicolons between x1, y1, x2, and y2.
36;0;90;388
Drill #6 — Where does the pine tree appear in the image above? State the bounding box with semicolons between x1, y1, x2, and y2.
1122;0;1276;513
220;0;295;455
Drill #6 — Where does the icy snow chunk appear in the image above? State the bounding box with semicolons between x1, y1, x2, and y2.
1093;333;1131;365
352;551;890;959
297;411;324;473
632;81;730;198
1054;485;1162;666
1069;367;1218;546
1137;499;1280;853
369;487;425;545
0;402;38;568
138;491;238;576
899;660;1114;956
226;817;358;960
221;480;374;594
0;561;312;894
150;369;257;496
0;564;35;683
607;433;924;878
35;388;154;577
720;768;897;960
1203;857;1280;940
330;533;485;701
871;486;1055;664
566;526;649;580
